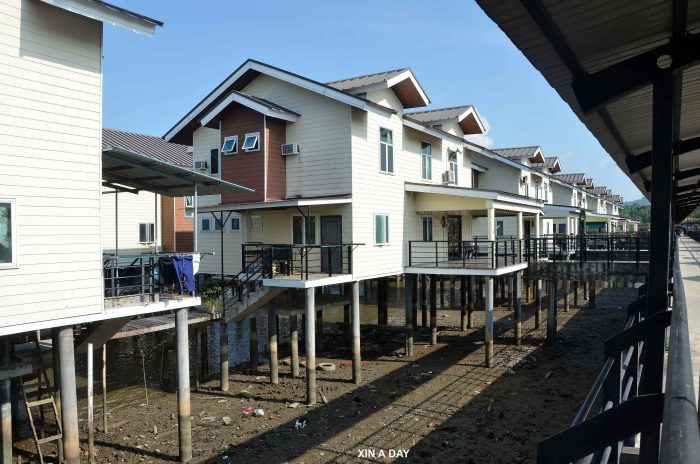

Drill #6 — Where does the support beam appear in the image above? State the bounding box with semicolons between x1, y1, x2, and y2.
290;315;299;378
0;338;11;464
420;274;428;327
467;276;475;329
87;344;95;464
249;318;258;374
352;281;361;384
564;280;571;312
53;330;64;462
377;277;388;325
546;281;557;345
514;272;522;345
589;280;596;308
175;308;192;463
627;136;700;174
430;276;437;345
460;276;467;331
305;288;316;404
59;327;80;464
535;280;543;328
485;277;494;367
219;322;229;392
102;344;107;434
316;308;324;353
268;305;278;385
404;275;415;357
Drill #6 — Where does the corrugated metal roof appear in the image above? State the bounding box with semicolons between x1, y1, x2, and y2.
553;173;587;184
103;129;191;167
475;0;700;219
231;91;300;117
405;105;474;124
493;146;541;160
531;156;561;172
327;68;409;92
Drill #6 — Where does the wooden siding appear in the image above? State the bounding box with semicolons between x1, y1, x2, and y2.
161;196;193;252
265;117;286;201
192;127;222;208
220;105;265;204
0;0;104;329
101;189;161;254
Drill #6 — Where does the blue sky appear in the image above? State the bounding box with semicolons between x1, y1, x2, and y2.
103;0;642;201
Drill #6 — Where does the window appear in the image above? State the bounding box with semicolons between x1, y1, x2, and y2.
375;214;389;245
184;210;193;218
210;148;220;176
0;199;17;268
557;223;567;234
448;150;458;184
201;218;211;232
221;136;238;154
242;132;260;152
292;216;316;245
471;170;479;189
420;141;432;180
139;223;155;244
422;216;433;241
379;128;394;173
184;196;194;207
250;215;263;232
231;217;241;232
214;217;223;231
496;220;504;237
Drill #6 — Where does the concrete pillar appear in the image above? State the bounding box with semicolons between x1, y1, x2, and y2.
449;276;456;308
516;211;523;240
507;275;513;313
404;275;415;357
589;280;596;308
175;308;192;462
467;276;475;329
352;281;361;384
547;281;558;345
535;280;543;328
316;308;324;353
219;321;229;392
58;327;80;464
420;274;428;327
290;315;299;378
53;330;65;461
584;281;589;300
430;276;437;345
439;276;445;308
1;338;11;464
377;277;388;326
514;272;522;345
305;288;316;404
534;213;541;239
459;276;467;331
411;274;418;331
487;207;496;241
574;281;579;306
249;318;258;373
564;280;571;312
485;277;494;367
268;305;278;385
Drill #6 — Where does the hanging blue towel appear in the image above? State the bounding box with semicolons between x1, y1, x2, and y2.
173;255;194;294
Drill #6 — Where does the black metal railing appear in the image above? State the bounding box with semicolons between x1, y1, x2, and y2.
408;239;524;269
537;240;700;463
525;233;650;265
103;252;198;301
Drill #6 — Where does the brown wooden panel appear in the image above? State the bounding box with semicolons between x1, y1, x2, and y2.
220;105;265;204
266;117;287;201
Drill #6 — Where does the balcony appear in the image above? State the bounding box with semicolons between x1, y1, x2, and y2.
408;239;527;274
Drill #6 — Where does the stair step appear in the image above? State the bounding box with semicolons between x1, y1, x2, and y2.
23;381;50;391
36;434;62;445
26;397;54;408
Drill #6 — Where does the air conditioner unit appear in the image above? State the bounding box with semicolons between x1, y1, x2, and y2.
281;143;301;156
442;170;455;184
194;160;208;170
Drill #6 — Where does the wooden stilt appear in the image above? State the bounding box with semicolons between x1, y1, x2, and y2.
420;275;428;327
249;318;258;373
87;344;95;463
377;278;388;326
290;315;299;378
404;275;415;357
467;276;474;329
514;272;522;345
58;327;79;464
1;338;12;464
589;280;596;308
430;276;437;345
219;321;229;392
352;281;361;384
459;276;467;331
101;344;107;435
485;277;494;367
175;308;192;462
268;305;279;385
305;288;316;404
547;281;558;345
535;280;543;329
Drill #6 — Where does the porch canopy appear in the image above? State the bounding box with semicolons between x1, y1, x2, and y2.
102;145;253;196
475;0;700;220
196;195;352;213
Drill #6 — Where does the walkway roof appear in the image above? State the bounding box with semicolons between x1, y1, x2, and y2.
476;0;700;220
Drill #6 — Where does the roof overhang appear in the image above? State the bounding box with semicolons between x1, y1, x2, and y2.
403;117;468;145
347;70;431;109
200;92;300;127
542;204;582;218
164;60;394;145
196;195;353;213
40;0;162;36
102;146;254;196
405;182;543;214
457;106;487;134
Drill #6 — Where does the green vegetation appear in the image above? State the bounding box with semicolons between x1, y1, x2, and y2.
620;200;650;224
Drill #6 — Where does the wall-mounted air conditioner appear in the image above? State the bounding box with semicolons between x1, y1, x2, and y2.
281;143;301;156
194;161;208;170
442;170;455;184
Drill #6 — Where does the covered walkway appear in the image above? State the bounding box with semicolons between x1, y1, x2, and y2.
677;236;700;404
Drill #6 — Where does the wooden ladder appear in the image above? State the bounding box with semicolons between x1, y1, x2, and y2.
19;336;62;464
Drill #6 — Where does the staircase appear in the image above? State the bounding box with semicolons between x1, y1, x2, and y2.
221;252;283;322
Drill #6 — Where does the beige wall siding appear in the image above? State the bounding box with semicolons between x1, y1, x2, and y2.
101;189;162;254
0;0;104;329
242;75;352;198
192;126;221;207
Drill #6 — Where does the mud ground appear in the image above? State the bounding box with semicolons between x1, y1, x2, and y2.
15;284;638;463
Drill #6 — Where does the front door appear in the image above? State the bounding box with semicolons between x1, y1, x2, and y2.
447;215;462;260
321;216;343;273
524;220;532;237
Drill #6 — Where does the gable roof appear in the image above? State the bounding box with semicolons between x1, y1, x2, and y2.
493;146;546;164
405;105;486;135
327;68;430;109
164;59;395;144
553;173;587;185
103;128;191;167
531;156;561;173
200;90;300;128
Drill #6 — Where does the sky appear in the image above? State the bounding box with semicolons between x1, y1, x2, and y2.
102;0;643;201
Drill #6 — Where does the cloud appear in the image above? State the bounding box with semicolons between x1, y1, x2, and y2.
465;133;495;147
558;151;575;160
597;158;613;168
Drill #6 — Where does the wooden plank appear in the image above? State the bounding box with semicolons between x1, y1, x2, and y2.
111;309;216;339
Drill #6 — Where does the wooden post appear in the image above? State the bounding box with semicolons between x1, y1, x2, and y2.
485;277;494;367
175;308;192;462
420;275;428;327
52;329;64;463
305;288;316;404
583;281;589;300
459;276;467;331
467;276;475;329
514;272;522;345
507;275;513;313
290;315;299;378
316;307;324;353
102;344;107;434
535;280;543;328
377;278;388;325
199;326;208;383
1;337;11;464
589;280;596;309
449;276;456;308
249;318;258;373
439;276;445;308
564;280;571;312
87;344;95;463
430;276;437;345
352;281;361;384
547;281;558;345
573;281;579;306
58;327;80;464
268;305;279;385
219;321;229;392
411;274;418;331
404;275;415;357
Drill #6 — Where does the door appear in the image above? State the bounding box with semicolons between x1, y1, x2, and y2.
524;221;532;237
321;216;343;273
447;215;462;260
